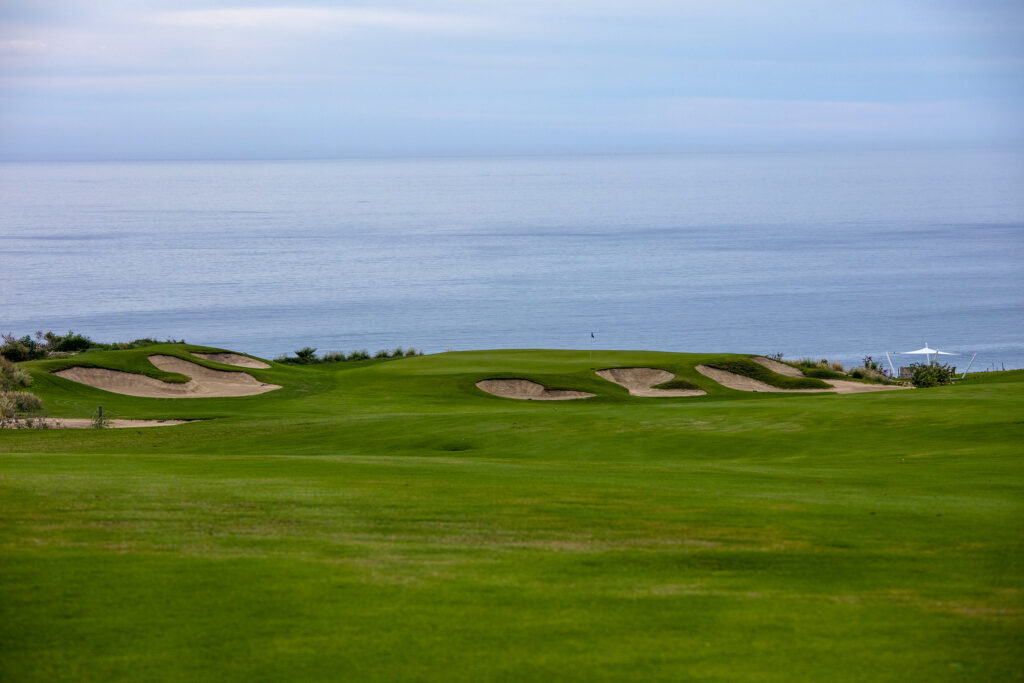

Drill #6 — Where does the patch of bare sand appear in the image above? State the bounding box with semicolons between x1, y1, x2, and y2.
54;355;280;398
476;379;594;401
191;352;270;369
696;365;910;394
596;368;705;397
751;356;806;377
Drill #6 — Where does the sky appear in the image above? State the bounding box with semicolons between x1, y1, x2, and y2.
1;0;1023;160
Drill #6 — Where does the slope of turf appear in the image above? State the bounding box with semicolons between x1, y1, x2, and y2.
1;347;1021;681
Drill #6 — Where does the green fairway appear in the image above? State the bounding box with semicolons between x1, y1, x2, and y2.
2;346;1021;681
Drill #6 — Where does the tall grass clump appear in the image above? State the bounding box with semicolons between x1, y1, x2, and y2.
0;356;46;428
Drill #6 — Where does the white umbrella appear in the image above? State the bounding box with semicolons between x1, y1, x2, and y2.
900;343;956;365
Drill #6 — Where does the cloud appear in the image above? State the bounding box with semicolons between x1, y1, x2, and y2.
154;7;487;33
0;39;47;51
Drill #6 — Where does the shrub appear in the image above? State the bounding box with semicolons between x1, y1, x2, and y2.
48;331;93;353
91;407;111;429
294;347;318;363
830;360;845;372
0;357;32;391
0;339;32;362
908;363;953;388
374;349;390;359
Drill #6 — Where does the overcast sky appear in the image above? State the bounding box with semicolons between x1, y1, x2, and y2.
1;0;1022;160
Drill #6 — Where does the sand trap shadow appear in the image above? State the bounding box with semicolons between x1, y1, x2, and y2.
191;352;270;369
476;379;595;401
54;355;280;398
596;368;705;397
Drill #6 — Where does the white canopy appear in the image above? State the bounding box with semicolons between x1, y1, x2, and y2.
899;343;956;365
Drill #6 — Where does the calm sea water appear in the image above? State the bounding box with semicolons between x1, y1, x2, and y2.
2;150;1022;371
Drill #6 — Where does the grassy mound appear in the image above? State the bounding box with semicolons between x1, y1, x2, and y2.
703;358;831;389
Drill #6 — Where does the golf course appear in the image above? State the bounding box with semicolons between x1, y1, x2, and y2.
1;344;1021;681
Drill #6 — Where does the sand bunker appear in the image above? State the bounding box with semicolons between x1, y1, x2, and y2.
596;368;706;397
191;352;270;369
54;355;280;398
696;365;909;394
476;379;595;401
751;356;806;377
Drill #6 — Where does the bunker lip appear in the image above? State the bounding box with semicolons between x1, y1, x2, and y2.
476;379;595;401
191;352;270;369
696;365;910;394
596;367;706;397
53;355;280;398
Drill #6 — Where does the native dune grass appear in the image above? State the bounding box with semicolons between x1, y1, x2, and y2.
1;345;1021;682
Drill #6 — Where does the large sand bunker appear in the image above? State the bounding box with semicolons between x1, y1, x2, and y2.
191;352;270;369
696;365;909;394
476;379;595;401
596;368;706;397
54;355;280;398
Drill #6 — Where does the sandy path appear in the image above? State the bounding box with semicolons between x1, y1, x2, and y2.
54;355;280;398
476;379;595;400
696;365;909;394
596;368;706;397
16;418;198;429
751;356;806;377
820;380;912;394
191;352;270;369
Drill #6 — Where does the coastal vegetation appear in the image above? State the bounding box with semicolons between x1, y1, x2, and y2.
0;345;1020;681
0;357;46;428
0;331;186;362
274;346;423;365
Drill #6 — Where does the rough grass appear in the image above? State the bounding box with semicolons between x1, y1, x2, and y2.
1;346;1021;682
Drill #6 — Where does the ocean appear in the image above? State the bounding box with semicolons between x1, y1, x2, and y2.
1;149;1022;371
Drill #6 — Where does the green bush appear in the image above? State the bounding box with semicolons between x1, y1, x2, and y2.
0;340;32;362
909;362;954;388
48;331;93;353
